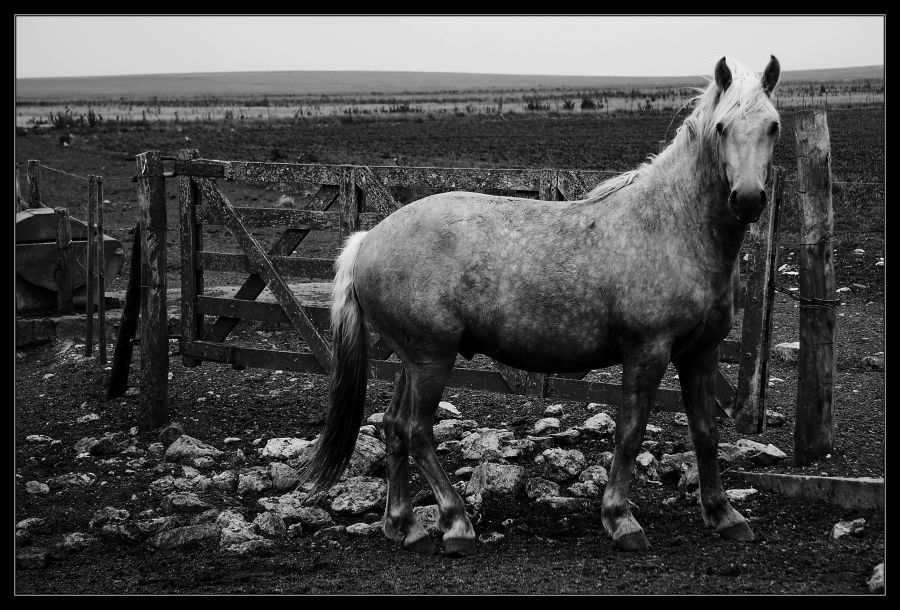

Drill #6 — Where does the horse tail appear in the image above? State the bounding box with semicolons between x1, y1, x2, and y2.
302;231;370;491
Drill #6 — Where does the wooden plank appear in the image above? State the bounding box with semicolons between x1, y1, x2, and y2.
308;184;341;210
195;207;343;231
27;160;42;208
356;166;401;218
491;360;527;394
232;161;343;185
369;337;394;360
54;208;73;314
731;472;883;510
794;110;836;465
733;168;781;433
197;296;331;331
96;176;107;364
714;367;736;418
178;149;204;367
107;225;141;399
720;339;741;363
173;158;233;180
196;252;335;280
372;166;542;191
136;151;169;429
358;213;382;231
340;166;360;238
85;176;96;357
193;177;333;371
181;341;327;374
371;360;514;395
556;170;600;200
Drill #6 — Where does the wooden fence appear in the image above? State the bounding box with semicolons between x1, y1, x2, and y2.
129;150;789;433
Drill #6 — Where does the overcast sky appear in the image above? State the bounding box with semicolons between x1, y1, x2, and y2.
16;15;885;79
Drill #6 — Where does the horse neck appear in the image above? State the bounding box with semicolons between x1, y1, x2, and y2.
650;144;750;271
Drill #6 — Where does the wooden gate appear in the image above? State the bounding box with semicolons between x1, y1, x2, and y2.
134;149;781;430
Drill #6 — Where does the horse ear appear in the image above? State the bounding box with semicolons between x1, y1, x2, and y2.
761;55;781;95
715;57;732;92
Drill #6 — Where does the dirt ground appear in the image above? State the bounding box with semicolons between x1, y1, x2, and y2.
15;112;884;594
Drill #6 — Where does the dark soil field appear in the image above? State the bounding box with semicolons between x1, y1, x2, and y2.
15;107;884;594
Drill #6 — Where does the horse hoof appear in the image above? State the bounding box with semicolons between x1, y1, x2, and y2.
402;532;436;555
443;536;478;557
719;521;755;542
613;530;650;552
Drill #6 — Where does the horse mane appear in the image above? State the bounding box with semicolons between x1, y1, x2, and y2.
586;57;779;202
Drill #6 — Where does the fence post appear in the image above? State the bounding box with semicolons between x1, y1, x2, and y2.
54;208;73;314
106;225;141;399
85;176;96;356
27;160;42;208
340;165;360;239
136;151;169;430
793;110;836;465
178;149;203;367
733;167;782;433
96;176;107;364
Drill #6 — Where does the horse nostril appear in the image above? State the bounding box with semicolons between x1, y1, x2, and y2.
759;190;768;206
728;191;737;206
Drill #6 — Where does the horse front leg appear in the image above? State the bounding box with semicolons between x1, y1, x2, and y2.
382;367;435;554
601;346;669;551
674;347;754;541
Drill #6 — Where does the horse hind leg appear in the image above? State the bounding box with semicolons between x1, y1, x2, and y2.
674;348;754;542
403;358;477;557
601;343;670;551
382;367;435;554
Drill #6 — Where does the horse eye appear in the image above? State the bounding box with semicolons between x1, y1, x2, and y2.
715;122;725;135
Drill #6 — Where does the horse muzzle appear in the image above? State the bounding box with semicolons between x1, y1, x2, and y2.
728;189;767;223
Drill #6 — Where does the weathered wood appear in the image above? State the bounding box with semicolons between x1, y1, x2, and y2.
196;252;335;281
720;339;741;363
373;166;542;191
731;472;883;510
793;110;836;465
232;161;343;185
181;341;327;374
173;158;234;180
734;168;781;433
539;169;557;201
491;360;528;394
196;207;343;231
85;176;96;357
356;166;401;218
556;170;607;200
27;160;42;208
96;177;107;364
54;208;73;314
136;151;169;430
714;367;736;418
308;185;341;210
371;360;513;395
340;166;360;238
107;225;142;399
197;296;331;331
179;150;204;366
193;178;333;371
369;337;394;360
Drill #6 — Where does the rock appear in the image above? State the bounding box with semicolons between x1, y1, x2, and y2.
662;496;678;507
658;452;696;483
149;475;176;493
164;435;224;463
673;413;689;426
678;467;700;496
436;401;461;419
237;467;272;494
568;481;602;498
192;456;216;470
465;463;527;497
313;525;348;541
867;563;885;593
550;428;581;446
543;404;564;416
135;516;182;535
26;434;53;443
412;489;436;507
531;417;560;435
645;424;663;435
366;413;384;426
268;462;300;491
412;505;442;535
765;410;786;427
436;440;463;454
287;523;304;538
526;436;556;452
25;481;49;495
89;507;130;528
535;448;585;482
734;439;787;466
160;492;211;515
190;508;221;525
342;434;387;479
717;443;754;466
253;512;287;537
159;423;185;447
258;493;333;527
146;442;166;459
328;477;387;514
98;522;143;543
347;522;382;537
358;425;377;437
224;539;275;556
16;529;31;546
76;413;101;423
479;532;505;543
525;477;560;500
57;532;96;553
579;413;616;437
74;436;117;456
223;437;241;445
151;524;221;550
433;419;478;444
535;497;587;511
211;470;238;492
459;428;512;461
455;466;474;479
772;342;800;363
725;488;758;502
261;437;315;460
17;517;46;532
634;451;660;482
831;518;866;540
578;465;609;487
597;451;614;470
16;548;49;569
861;353;885;370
